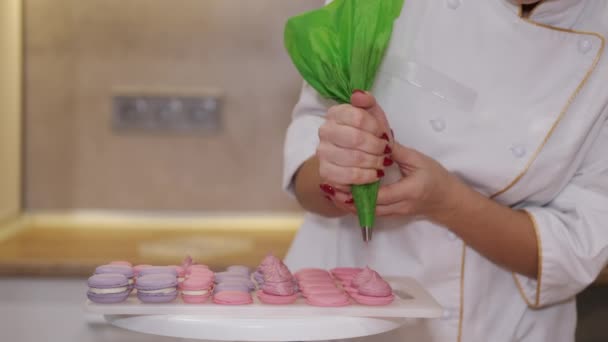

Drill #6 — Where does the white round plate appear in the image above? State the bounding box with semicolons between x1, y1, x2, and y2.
106;314;407;341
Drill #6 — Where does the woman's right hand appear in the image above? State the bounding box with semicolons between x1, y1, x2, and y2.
317;90;394;209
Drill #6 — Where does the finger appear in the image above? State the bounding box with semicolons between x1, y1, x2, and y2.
317;142;385;170
391;142;423;167
332;189;353;205
376;202;413;217
351;91;391;137
319;122;387;155
319;162;382;185
327;105;382;136
376;180;421;206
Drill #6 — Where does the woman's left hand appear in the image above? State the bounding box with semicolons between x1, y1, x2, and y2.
376;142;460;220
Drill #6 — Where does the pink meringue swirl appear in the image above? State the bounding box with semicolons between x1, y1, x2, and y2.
358;272;392;297
259;254;279;271
351;267;377;289
262;280;296;296
181;255;193;270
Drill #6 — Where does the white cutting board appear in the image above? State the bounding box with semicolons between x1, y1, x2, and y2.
85;277;442;341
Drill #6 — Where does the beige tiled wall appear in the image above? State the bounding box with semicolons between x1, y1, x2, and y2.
24;0;323;211
0;0;22;223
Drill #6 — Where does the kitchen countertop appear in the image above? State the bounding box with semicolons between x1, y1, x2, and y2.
0;212;300;277
2;211;608;286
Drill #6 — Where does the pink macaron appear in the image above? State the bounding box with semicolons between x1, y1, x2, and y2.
181;275;213;304
351;293;395;306
188;264;210;273
297;274;334;282
301;287;345;298
306;293;351;307
213;291;253;305
169;265;187;283
330;267;362;277
257;290;298;305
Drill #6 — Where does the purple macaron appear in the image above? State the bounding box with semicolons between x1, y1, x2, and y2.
137;266;178;278
136;274;178;303
87;274;130;303
95;265;135;288
214;272;251;283
214;282;252;294
226;265;251;275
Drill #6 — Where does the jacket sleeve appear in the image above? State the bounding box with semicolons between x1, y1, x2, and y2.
282;83;337;197
514;115;608;308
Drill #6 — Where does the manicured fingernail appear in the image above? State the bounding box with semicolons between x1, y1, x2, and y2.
384;145;392;154
380;133;390;141
377;169;385;178
345;198;354;204
383;157;393;167
324;195;332;201
353;89;365;95
391;129;395;138
320;184;335;196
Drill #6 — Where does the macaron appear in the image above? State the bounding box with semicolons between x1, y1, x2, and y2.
169;265;186;283
351;293;395;306
188;268;214;278
181;276;213;304
187;264;210;274
226;265;250;275
133;264;153;277
306;293;351;307
214;282;251;294
214;272;250;283
136;274;178;303
262;281;296;296
330;267;362;280
95;265;135;288
257;290;298;305
87;274;130;303
213;291;253;305
138;266;178;278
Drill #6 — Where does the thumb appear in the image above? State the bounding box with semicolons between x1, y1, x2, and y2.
350;90;391;137
392;142;424;167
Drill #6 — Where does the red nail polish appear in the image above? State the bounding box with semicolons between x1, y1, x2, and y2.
345;198;354;204
384;145;392;154
320;184;335;196
383;157;393;167
377;169;385;178
353;89;365;95
380;133;390;141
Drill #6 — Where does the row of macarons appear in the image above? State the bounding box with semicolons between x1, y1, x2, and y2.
87;260;224;304
87;259;395;306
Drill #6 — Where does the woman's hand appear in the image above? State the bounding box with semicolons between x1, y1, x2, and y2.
317;91;393;209
376;143;460;220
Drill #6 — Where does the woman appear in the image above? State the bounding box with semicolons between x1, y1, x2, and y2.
282;0;608;341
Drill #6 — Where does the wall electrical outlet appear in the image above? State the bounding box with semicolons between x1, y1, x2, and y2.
112;90;222;133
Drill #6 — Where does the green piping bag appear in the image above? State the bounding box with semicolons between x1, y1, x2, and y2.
284;0;404;241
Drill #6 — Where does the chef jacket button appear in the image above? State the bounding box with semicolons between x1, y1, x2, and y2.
578;39;592;54
446;0;461;10
430;119;446;132
510;145;527;158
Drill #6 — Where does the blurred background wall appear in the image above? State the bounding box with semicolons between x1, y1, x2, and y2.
0;0;22;223
23;0;323;212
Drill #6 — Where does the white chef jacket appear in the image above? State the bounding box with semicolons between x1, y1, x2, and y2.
282;0;608;341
